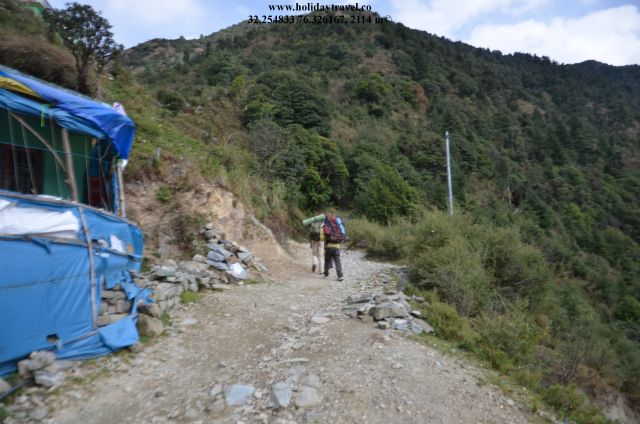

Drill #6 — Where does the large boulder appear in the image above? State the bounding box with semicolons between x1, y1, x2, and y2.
369;301;409;321
139;302;161;318
137;314;164;337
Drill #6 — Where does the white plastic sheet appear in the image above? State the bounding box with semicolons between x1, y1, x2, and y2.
229;262;249;280
0;199;79;239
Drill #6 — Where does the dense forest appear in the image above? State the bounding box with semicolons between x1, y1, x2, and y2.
1;2;639;421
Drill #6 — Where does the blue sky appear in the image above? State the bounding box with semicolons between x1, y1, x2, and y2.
49;0;640;65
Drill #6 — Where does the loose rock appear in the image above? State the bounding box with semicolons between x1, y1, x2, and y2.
300;374;321;388
271;382;293;408
224;384;255;406
210;384;223;398
369;302;409;320
295;386;322;408
34;369;64;388
0;377;11;393
137;314;164;337
29;406;49;421
310;316;330;325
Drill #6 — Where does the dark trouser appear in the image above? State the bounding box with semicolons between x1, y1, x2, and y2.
324;247;343;278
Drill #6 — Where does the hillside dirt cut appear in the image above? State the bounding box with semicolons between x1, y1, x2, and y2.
47;245;537;424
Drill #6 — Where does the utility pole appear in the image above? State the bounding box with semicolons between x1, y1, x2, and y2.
445;130;454;216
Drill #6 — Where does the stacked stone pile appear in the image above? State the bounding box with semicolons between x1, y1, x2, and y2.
13;351;73;390
94;224;268;329
97;284;130;326
199;223;269;276
342;290;435;335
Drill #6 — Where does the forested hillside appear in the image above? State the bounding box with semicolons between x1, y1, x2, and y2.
2;2;639;421
121;12;640;421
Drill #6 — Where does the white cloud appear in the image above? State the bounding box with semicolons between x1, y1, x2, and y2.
467;5;640;65
88;0;219;46
505;0;549;16
388;0;546;38
105;0;205;27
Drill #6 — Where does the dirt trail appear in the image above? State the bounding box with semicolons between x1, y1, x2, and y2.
48;245;537;424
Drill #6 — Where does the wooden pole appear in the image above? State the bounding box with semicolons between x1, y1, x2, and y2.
78;207;98;330
117;162;126;217
61;128;78;201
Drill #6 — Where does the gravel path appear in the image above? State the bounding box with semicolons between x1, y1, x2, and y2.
44;246;537;424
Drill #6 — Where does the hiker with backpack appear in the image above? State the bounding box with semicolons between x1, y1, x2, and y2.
309;217;323;274
321;210;345;281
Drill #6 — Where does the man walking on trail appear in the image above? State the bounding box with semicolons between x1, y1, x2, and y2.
321;210;345;281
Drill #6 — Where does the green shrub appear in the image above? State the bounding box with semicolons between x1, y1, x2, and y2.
614;295;640;325
542;385;610;424
156;89;184;112
347;217;414;260
155;184;171;203
172;211;207;259
354;73;390;104
411;235;493;316
480;226;552;289
352;159;420;224
419;300;479;347
474;302;542;370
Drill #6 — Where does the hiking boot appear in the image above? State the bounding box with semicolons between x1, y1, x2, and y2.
312;265;316;272
338;276;344;281
324;273;329;278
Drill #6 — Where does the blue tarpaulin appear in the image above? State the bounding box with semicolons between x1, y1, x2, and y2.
0;191;147;376
0;89;106;141
0;65;135;159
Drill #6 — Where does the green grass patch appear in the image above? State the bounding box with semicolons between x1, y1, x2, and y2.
0;405;10;419
71;376;86;385
155;184;171;203
159;311;171;326
180;291;200;304
139;334;153;344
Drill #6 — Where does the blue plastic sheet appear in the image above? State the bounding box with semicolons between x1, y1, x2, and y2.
0;65;135;159
0;192;146;375
98;316;139;350
0;89;106;141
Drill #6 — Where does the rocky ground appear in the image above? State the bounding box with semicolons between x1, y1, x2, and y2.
5;246;543;424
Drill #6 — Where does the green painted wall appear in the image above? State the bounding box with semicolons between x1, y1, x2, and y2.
0;111;114;205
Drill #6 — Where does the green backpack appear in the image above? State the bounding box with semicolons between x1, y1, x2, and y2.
309;221;322;241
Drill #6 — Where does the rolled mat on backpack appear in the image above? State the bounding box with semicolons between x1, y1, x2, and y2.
302;214;325;226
